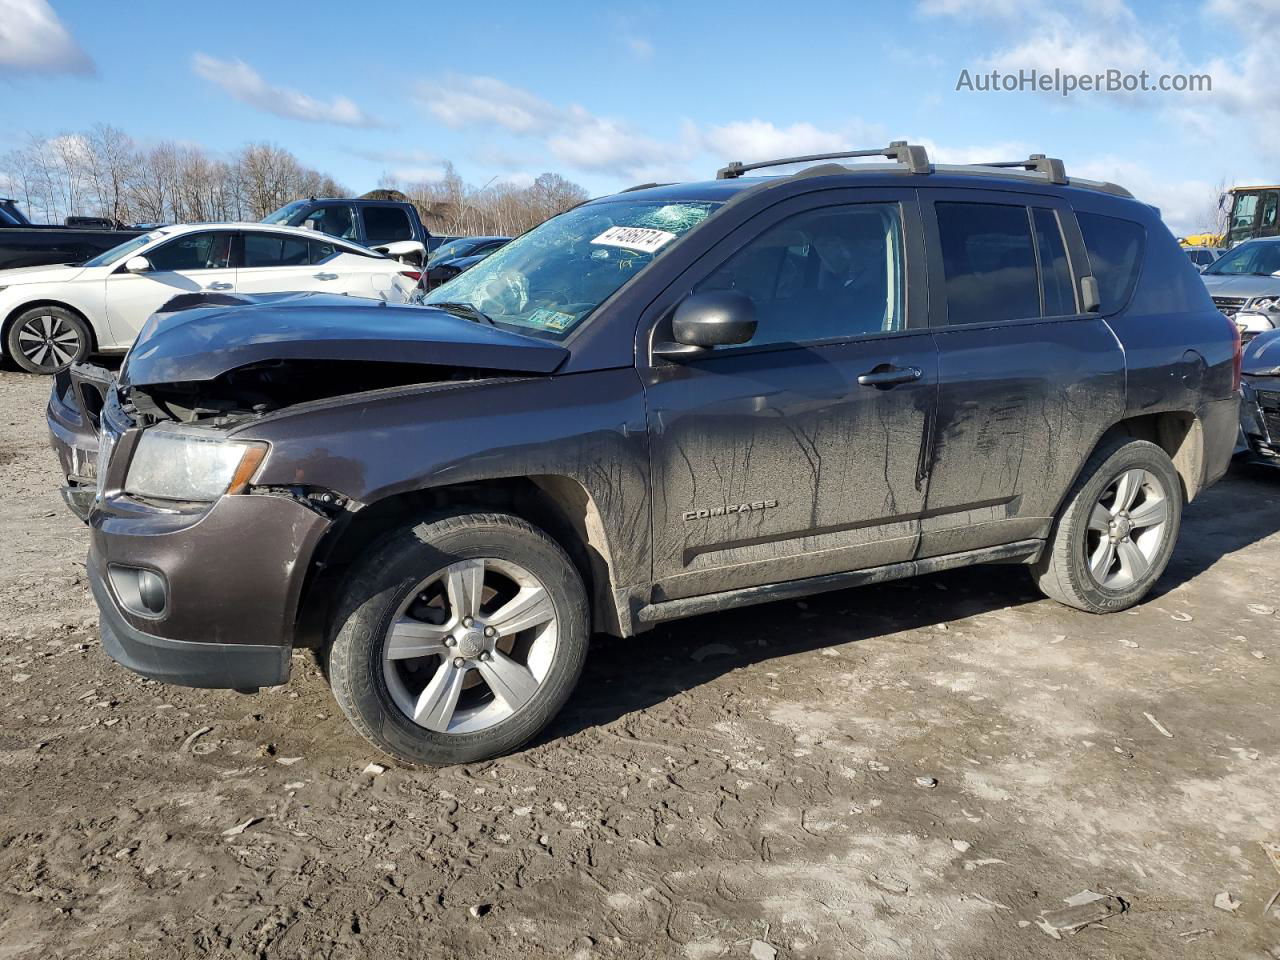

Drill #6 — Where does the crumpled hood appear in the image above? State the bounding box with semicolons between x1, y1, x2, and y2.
121;292;569;387
1200;273;1280;299
1242;328;1280;377
0;262;89;285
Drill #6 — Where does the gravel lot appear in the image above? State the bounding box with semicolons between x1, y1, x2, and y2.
0;368;1278;960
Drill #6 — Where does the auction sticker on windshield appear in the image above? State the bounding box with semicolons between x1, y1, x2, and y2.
591;226;677;254
521;308;577;331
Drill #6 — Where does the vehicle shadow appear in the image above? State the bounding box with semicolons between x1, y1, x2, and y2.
545;560;1045;745
544;465;1280;743
1149;460;1280;597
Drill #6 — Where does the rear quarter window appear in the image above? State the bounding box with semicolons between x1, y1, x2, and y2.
1078;212;1144;314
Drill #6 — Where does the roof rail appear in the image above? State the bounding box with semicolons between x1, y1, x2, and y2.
972;153;1068;185
716;141;931;179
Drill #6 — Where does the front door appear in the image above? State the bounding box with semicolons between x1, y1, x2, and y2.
641;190;939;601
103;230;236;343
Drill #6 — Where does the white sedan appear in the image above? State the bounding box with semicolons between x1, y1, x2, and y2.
0;223;422;373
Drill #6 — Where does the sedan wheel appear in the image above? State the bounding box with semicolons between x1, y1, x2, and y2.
7;308;90;374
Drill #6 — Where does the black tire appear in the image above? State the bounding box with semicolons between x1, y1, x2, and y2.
1032;437;1182;613
6;305;92;375
327;511;589;766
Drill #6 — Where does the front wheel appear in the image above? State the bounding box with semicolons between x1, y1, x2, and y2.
1032;438;1182;613
6;306;92;374
327;512;589;766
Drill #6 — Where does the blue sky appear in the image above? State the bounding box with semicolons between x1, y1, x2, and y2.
1;0;1276;232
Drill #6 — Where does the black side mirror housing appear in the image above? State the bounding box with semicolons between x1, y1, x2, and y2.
667;291;758;352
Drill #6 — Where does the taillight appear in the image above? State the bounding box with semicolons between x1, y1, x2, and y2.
1228;313;1243;392
399;270;422;282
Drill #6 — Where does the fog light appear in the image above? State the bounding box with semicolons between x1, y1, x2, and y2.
108;565;168;618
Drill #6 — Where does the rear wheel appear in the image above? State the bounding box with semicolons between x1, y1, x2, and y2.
1032;438;1182;613
327;512;589;766
6;306;91;374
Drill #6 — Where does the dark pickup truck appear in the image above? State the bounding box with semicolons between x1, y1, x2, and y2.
262;197;440;261
0;199;144;271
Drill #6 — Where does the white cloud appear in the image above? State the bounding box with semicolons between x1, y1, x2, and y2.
416;74;561;134
625;35;655;60
0;0;93;75
192;53;383;128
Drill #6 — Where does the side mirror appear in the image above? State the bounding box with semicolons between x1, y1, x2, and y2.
668;291;757;352
374;240;426;265
125;256;152;274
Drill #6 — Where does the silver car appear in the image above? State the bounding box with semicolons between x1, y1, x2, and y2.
1200;237;1280;338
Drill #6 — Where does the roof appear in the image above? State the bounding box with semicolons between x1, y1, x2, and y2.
589;142;1138;209
143;221;382;255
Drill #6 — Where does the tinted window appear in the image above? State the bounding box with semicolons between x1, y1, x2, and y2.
1034;208;1076;315
364;206;413;244
243;233;310;268
146;232;232;272
298;204;357;241
696;203;905;345
936;202;1040;325
1078;213;1145;313
308;238;338;264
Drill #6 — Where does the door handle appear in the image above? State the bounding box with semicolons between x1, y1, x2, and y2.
857;365;922;387
313;272;338;280
206;281;233;290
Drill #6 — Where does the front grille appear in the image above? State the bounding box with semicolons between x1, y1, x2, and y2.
1212;295;1247;316
1259;389;1280;443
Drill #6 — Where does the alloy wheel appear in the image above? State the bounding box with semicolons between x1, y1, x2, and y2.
381;557;558;734
1084;468;1170;590
16;314;82;371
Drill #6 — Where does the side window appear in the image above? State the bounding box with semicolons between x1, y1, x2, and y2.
300;205;357;241
364;206;413;244
243;233;310;268
695;203;905;346
1078;212;1145;314
146;232;232;272
308;238;338;264
935;202;1039;325
1033;208;1076;315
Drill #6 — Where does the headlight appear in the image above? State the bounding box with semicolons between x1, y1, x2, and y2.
1251;297;1280;312
124;428;267;501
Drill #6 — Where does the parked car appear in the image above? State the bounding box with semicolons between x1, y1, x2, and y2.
423;236;511;290
1238;328;1280;466
1198;236;1280;340
3;223;419;374
1184;245;1224;270
49;143;1239;766
0;198;145;271
262;197;435;262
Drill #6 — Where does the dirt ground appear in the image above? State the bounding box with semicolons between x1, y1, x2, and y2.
1;369;1278;960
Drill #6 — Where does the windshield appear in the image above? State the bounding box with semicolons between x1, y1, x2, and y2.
82;231;163;268
427;238;483;265
423;199;720;338
262;200;309;225
1203;240;1280;276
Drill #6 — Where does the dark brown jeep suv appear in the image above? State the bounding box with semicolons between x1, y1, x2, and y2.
48;144;1240;765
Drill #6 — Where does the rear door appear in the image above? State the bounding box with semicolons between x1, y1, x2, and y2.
641;188;939;600
917;190;1126;558
103;230;236;343
235;231;343;296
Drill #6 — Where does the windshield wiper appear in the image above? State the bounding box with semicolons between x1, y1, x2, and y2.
430;301;496;326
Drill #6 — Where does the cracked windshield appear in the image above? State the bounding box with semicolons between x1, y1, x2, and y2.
423;199;720;338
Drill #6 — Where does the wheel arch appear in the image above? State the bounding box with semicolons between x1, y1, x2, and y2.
294;474;628;652
1062;410;1204;514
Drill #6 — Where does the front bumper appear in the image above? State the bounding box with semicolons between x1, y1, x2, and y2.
92;562;290;689
1238;378;1280;467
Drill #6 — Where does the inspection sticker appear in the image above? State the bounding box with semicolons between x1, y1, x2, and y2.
590;226;677;254
524;307;576;331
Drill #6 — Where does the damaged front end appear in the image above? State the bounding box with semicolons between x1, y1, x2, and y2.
1238;329;1280;467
